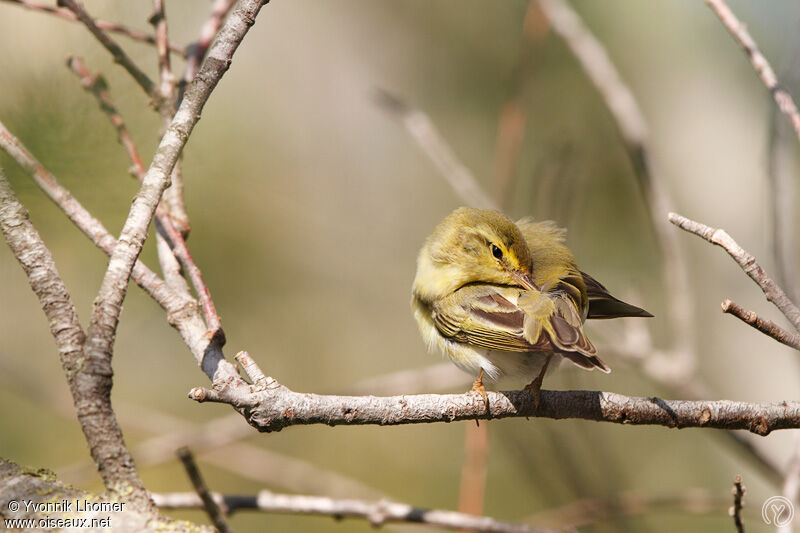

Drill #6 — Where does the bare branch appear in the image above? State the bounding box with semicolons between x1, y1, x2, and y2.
375;89;498;211
704;0;800;144
0;164;151;510
81;0;269;401
189;365;800;435
721;299;800;351
56;0;160;103
150;0;174;105
152;490;555;533
528;488;729;529
1;0;187;56
730;475;745;533
669;212;800;332
780;434;800;533
176;448;232;533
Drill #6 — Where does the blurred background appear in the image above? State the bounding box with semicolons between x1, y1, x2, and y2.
1;1;800;531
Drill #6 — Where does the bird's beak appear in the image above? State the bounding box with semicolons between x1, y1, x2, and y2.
511;270;538;291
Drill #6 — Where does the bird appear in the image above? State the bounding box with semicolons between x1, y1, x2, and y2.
411;207;652;409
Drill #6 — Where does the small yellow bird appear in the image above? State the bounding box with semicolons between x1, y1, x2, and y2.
412;207;651;407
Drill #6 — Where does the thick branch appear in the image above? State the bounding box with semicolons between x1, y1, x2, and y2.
0;165;151;510
183;0;237;87
188;370;800;436
722;299;800;351
152;490;553;533
669;212;800;332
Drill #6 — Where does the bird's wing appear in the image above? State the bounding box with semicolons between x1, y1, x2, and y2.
581;271;653;319
431;284;608;372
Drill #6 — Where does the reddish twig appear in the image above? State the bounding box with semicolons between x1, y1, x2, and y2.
722;299;800;351
1;0;187;56
56;0;161;105
65;56;221;336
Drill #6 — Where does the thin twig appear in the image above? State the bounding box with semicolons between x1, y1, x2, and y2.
65;56;146;178
721;299;800;351
57;0;161;104
1;0;187;56
152;490;555;533
150;0;175;106
78;0;269;427
669;212;800;332
704;0;800;144
780;433;800;533
177;448;233;533
731;475;745;533
375;89;498;211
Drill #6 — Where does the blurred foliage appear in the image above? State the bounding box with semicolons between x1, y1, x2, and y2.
1;1;800;532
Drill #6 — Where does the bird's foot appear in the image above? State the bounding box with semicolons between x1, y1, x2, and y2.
470;369;489;412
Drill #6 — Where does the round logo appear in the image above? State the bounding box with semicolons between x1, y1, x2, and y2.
762;495;794;527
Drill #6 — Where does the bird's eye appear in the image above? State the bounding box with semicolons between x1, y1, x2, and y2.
490;244;503;260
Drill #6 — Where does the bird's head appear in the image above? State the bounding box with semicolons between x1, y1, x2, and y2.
413;207;536;302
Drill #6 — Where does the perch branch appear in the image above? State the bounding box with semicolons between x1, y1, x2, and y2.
152;490;554;533
188;360;800;435
177;448;232;533
0;165;151;510
704;0;800;144
669;212;800;332
721;299;800;351
0;0;186;56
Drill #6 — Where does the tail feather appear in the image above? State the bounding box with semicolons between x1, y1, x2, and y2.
581;271;653;319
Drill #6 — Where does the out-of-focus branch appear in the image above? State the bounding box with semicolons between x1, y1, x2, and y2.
375;89;498;211
190;355;800;435
492;1;551;209
66;56;146;178
457;423;489;530
150;0;174;107
704;0;800;144
152;490;555;533
177;448;232;533
669;212;800;332
0;164;151;511
731;475;745;533
57;0;160;104
538;0;695;382
721;299;800;351
0;0;187;56
528;488;730;530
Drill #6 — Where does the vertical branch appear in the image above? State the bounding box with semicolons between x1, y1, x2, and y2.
456;423;489;529
177;448;232;533
492;1;551;209
0;164;151;511
730;475;745;533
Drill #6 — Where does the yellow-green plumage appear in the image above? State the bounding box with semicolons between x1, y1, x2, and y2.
412;207;651;385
